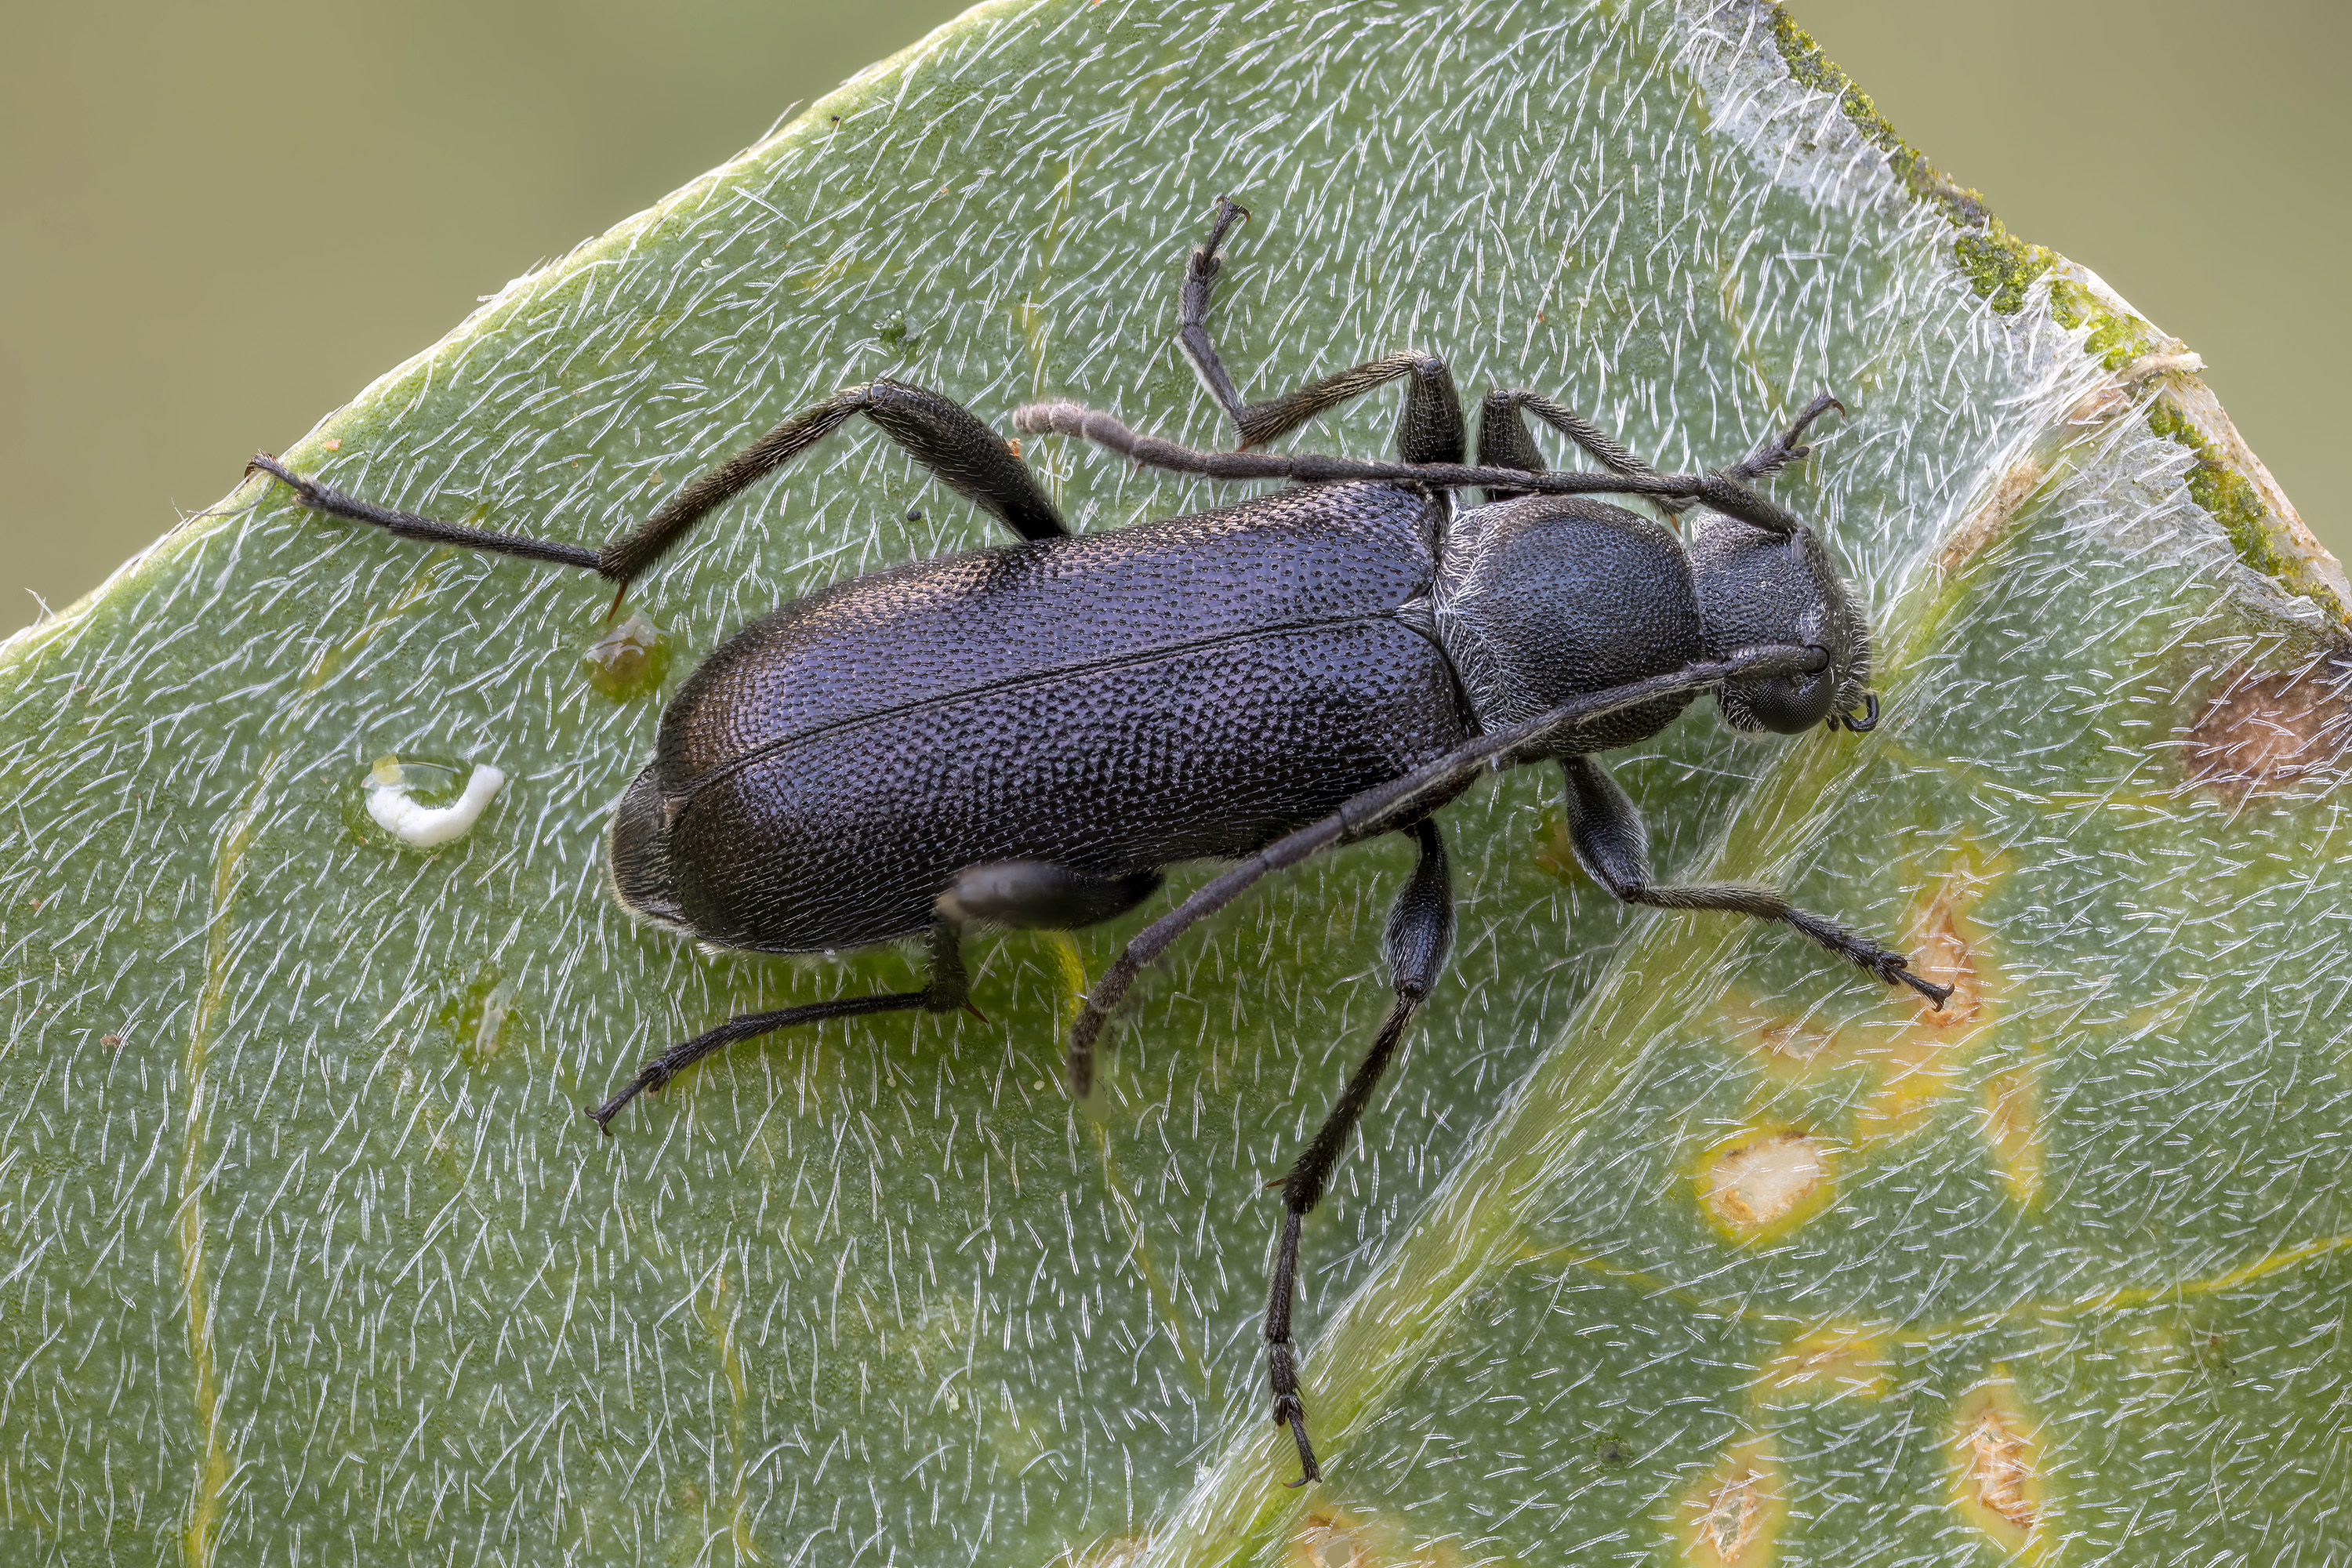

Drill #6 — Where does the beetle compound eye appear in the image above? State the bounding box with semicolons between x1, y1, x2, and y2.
1734;668;1838;734
364;756;506;848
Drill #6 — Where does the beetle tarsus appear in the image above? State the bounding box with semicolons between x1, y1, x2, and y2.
1894;965;1955;1009
1733;391;1846;481
1277;1401;1321;1487
1202;192;1249;252
246;451;608;572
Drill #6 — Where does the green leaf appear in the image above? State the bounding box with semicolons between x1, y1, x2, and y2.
5;2;2348;1564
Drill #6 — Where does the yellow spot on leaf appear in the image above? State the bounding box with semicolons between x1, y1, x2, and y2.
1530;808;1585;883
1043;931;1087;1030
1755;1324;1892;1402
1697;1128;1832;1238
1678;1437;1786;1566
1949;1371;2049;1555
1982;1068;2044;1207
1715;988;1851;1080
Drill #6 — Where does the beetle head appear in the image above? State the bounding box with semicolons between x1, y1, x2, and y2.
1690;517;1872;735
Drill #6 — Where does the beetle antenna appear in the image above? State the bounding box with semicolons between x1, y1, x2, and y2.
1012;403;1810;538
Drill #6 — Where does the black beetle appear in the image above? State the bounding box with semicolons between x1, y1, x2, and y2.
248;197;1950;1486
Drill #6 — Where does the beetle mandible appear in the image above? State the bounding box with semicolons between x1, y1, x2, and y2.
248;197;1951;1486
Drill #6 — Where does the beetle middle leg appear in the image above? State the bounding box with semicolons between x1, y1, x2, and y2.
586;923;971;1133
1261;818;1454;1486
1559;754;1953;1005
1175;198;1465;464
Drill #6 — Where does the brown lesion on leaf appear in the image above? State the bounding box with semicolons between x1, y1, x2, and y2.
1949;1372;2050;1554
2181;659;2351;804
1290;1508;1455;1568
1937;456;2045;579
1695;1127;1834;1239
1754;1323;1893;1403
1677;1437;1787;1566
1850;844;2010;1145
1710;844;2008;1109
1711;841;2047;1203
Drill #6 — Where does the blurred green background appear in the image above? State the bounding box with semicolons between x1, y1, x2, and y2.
2;0;2343;637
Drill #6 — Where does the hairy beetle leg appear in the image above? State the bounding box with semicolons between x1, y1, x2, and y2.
1258;819;1454;1486
1889;964;1956;1009
1733;392;1847;481
586;925;970;1134
1561;755;1951;1010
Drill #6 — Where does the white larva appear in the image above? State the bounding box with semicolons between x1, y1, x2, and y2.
365;758;506;848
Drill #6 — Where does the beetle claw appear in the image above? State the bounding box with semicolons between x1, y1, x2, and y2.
1893;964;1955;1010
1826;691;1879;733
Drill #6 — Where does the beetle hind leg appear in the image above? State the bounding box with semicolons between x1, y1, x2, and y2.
1261;819;1454;1485
586;924;971;1134
934;860;1162;931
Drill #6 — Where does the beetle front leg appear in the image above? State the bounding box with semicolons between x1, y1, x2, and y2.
1262;818;1454;1485
1559;755;1951;1006
1473;391;1676;510
1730;392;1845;481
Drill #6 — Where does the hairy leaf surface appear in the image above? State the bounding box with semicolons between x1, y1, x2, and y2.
4;2;2348;1564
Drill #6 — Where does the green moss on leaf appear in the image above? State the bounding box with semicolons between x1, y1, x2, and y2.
1954;219;2056;316
2148;396;2295;584
2048;274;2161;371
